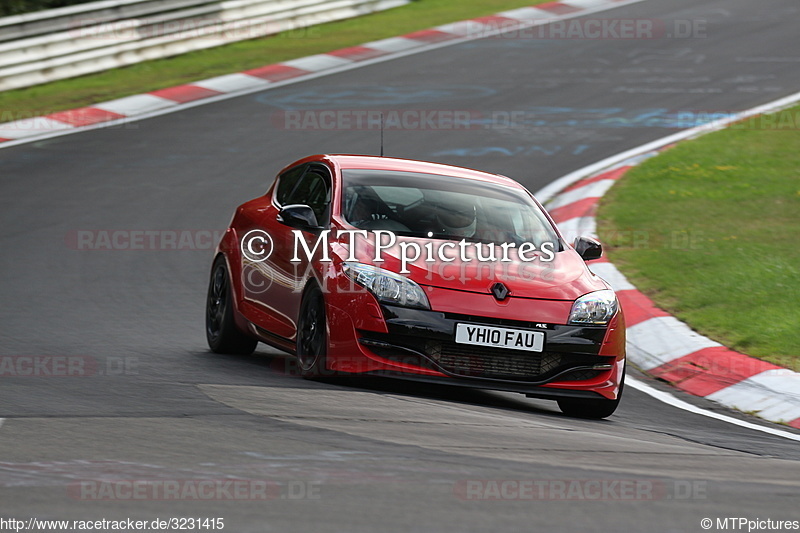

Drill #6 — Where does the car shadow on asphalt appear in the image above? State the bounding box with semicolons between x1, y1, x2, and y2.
195;346;577;422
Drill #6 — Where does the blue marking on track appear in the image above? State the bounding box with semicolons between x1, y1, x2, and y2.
432;145;593;157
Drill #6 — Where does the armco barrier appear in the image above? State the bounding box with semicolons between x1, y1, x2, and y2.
0;0;408;91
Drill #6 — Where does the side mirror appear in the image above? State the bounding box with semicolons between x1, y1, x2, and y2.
278;204;322;231
574;236;603;261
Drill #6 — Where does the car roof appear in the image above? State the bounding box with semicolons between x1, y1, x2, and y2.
322;154;524;190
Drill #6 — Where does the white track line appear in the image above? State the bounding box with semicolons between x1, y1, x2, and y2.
627;377;800;442
539;89;800;441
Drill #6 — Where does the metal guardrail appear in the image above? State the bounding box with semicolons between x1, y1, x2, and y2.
0;0;408;91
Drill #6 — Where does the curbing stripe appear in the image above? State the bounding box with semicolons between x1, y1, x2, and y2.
553;215;596;243
435;20;495;36
281;54;353;72
327;46;390;61
627;316;722;371
546;178;616;210
586;262;636;291
561;0;611;7
498;6;555;20
93;94;177;116
0;117;73;139
649;346;782;397
615;289;670;326
403;29;459;44
535;2;582;14
243;64;310;82
472;15;524;27
561;0;603;5
191;73;269;93
361;36;423;53
547;196;599;223
560;165;630;193
46;107;125;127
150;85;224;104
706;371;800;424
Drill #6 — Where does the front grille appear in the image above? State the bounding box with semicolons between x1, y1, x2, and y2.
432;341;561;380
358;331;612;383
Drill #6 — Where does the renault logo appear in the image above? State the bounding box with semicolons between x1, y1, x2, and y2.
490;282;510;301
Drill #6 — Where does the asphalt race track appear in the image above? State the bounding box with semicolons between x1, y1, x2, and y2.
1;0;800;531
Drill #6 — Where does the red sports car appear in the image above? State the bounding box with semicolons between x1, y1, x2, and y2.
206;155;625;418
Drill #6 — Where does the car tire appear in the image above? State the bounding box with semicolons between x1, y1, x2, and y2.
296;283;328;379
557;369;625;419
206;255;258;355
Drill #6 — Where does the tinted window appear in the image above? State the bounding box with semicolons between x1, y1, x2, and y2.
275;165;306;205
283;166;331;225
342;169;559;249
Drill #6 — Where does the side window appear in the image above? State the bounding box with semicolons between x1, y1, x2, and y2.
282;165;332;225
275;165;306;205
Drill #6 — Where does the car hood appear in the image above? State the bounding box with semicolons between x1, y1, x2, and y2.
333;233;607;301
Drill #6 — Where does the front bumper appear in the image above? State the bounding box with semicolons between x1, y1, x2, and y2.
348;305;623;399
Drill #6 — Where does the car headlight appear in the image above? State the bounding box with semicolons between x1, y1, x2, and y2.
569;289;618;325
343;262;430;310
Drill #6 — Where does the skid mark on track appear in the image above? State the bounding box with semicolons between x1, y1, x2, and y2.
197;384;745;460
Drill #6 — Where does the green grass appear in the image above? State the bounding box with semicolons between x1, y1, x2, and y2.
596;105;800;371
1;0;96;17
0;0;546;115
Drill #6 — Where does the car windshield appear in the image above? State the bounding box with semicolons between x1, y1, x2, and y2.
341;169;560;249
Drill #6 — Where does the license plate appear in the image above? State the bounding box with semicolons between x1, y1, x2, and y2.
454;323;544;352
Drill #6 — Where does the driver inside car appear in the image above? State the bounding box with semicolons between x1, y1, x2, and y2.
433;201;477;239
